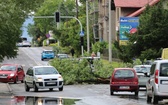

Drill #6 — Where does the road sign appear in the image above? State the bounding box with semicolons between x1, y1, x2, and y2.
80;31;84;36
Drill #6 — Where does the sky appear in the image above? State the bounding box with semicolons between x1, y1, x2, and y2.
21;17;34;42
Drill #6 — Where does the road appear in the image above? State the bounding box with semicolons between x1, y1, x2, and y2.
1;47;168;105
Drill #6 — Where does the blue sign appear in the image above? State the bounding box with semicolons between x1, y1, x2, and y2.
80;31;84;37
119;17;139;40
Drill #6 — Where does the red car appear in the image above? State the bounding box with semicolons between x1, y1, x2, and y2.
110;68;139;96
0;64;25;83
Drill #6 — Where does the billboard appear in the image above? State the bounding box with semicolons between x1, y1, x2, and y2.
119;17;139;45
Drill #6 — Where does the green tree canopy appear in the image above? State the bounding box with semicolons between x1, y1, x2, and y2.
0;0;44;61
115;1;168;62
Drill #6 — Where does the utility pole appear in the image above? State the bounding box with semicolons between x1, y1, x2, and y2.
109;0;112;62
76;0;79;19
86;0;90;53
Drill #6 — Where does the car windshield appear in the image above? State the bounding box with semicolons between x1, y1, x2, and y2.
34;67;58;75
0;65;16;71
114;69;135;78
44;51;54;54
134;66;151;73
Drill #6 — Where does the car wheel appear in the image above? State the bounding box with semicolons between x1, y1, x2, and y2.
25;82;30;92
33;83;38;92
152;91;158;104
14;77;18;84
21;76;25;83
21;80;24;83
110;88;114;95
41;58;44;61
135;91;139;96
147;95;152;103
49;88;53;91
59;86;63;91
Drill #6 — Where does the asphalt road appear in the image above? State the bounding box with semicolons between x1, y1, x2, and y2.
1;47;168;105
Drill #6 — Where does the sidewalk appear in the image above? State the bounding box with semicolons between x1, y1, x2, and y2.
0;82;13;96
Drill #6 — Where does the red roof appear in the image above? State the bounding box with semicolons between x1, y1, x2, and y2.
114;0;153;8
127;0;160;17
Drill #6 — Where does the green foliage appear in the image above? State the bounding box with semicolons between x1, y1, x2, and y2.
133;59;142;65
114;1;168;62
27;0;88;56
114;41;133;63
49;57;130;85
91;41;108;53
0;0;44;61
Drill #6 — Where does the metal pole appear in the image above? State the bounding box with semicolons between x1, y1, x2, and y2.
109;0;112;62
86;0;90;53
81;45;84;56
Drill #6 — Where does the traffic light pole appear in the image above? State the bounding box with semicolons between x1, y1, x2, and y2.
34;15;84;56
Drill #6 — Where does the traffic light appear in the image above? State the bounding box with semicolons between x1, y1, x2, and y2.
55;12;60;22
80;36;84;46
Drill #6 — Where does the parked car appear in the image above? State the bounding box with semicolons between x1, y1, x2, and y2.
133;65;151;87
146;60;168;104
24;66;63;92
143;60;153;65
22;41;31;47
41;50;55;61
16;42;23;47
110;68;139;96
56;54;69;59
0;64;25;83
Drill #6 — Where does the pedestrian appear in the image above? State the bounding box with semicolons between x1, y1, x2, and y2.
91;52;96;58
70;48;75;57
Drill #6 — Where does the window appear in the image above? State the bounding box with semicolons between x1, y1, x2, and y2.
35;67;58;75
0;65;16;71
150;64;156;75
160;63;168;76
26;68;33;76
114;69;134;78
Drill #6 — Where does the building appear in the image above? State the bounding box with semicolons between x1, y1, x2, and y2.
88;0;160;42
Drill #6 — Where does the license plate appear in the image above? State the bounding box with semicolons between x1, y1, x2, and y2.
162;81;168;84
47;82;56;85
119;86;130;89
0;76;7;78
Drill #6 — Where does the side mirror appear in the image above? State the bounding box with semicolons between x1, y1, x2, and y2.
18;68;21;71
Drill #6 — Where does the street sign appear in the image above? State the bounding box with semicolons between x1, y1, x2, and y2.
80;31;84;37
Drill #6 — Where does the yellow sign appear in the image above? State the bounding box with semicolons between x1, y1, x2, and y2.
161;48;168;59
119;40;128;45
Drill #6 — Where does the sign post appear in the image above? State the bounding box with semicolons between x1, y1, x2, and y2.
80;31;84;56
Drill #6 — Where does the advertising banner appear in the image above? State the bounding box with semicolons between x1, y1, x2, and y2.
119;17;139;45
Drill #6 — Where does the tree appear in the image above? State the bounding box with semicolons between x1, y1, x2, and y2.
115;1;168;62
0;0;44;61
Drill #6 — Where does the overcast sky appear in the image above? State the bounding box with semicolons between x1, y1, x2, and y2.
21;17;34;42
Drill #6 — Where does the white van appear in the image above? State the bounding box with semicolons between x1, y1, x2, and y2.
146;60;168;104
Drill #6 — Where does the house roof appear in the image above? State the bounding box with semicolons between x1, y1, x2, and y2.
114;0;153;8
127;0;160;17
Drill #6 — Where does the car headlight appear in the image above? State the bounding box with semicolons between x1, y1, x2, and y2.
58;76;63;80
10;73;15;77
36;77;43;82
